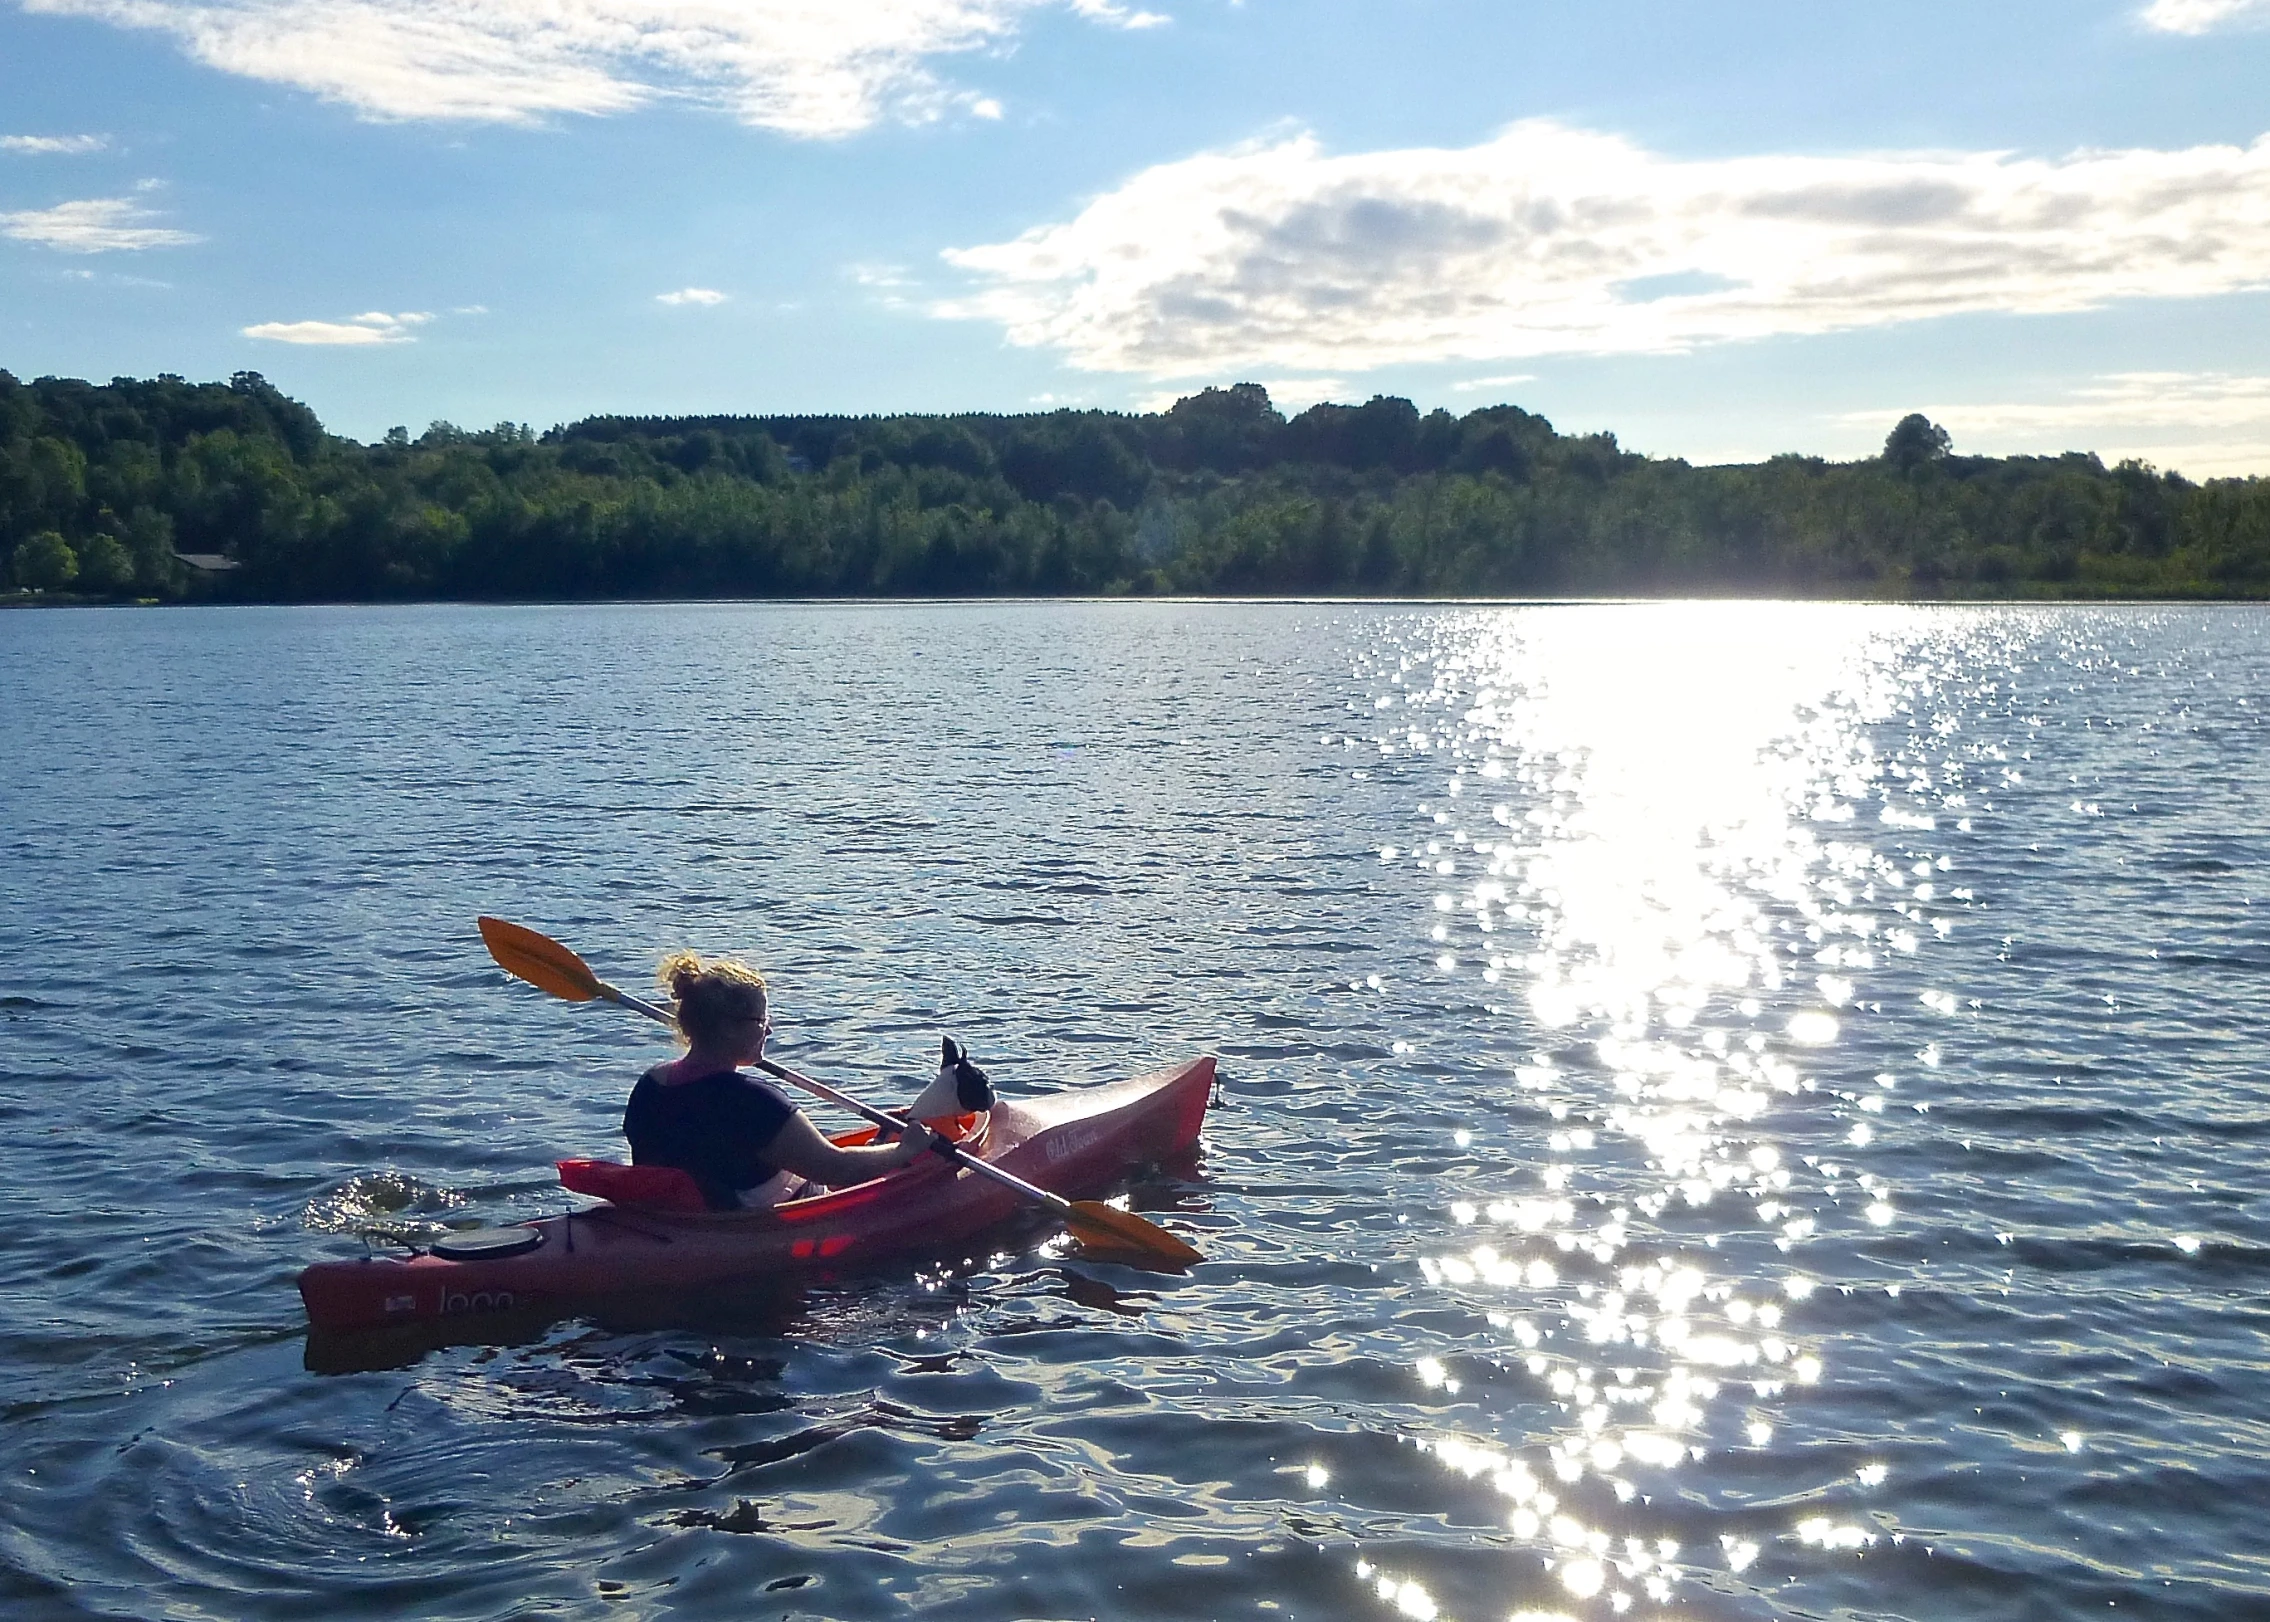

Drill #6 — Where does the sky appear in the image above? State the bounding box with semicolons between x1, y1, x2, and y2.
4;0;2270;474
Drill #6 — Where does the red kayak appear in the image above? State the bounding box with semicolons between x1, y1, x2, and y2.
298;1055;1214;1334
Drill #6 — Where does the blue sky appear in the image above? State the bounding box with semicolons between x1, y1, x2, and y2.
4;0;2269;473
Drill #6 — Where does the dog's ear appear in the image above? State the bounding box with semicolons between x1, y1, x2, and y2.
941;1035;961;1067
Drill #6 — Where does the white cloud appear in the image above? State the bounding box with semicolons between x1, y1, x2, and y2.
1067;0;1166;26
939;120;2270;377
242;309;431;344
2138;0;2270;33
656;286;727;305
1;134;109;154
20;0;1166;137
1846;373;2270;478
1452;372;1537;392
0;196;200;251
847;260;921;310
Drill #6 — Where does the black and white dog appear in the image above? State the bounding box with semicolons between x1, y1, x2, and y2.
905;1036;997;1125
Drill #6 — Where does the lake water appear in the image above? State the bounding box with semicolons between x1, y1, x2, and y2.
3;600;2268;1622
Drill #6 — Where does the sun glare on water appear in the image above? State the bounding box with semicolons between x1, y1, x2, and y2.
1349;604;1969;1618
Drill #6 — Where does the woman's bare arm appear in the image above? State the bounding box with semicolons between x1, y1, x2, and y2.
760;1109;930;1185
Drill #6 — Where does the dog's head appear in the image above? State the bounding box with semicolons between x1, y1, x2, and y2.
909;1035;996;1121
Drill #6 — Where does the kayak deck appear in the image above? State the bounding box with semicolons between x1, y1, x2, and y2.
298;1055;1214;1334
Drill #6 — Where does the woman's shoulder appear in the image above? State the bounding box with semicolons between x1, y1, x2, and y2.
728;1070;795;1105
719;1070;796;1119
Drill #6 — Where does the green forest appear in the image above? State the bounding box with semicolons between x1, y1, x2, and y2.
4;368;2267;603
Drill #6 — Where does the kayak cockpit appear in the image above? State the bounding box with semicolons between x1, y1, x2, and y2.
555;1109;995;1222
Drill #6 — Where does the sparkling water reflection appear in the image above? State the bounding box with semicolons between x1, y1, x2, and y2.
1367;608;1956;1615
1336;604;2270;1622
3;602;2268;1622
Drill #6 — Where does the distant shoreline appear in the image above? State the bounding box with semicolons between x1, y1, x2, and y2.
10;590;2265;613
8;370;2266;604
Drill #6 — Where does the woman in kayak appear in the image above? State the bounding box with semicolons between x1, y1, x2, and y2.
626;951;935;1210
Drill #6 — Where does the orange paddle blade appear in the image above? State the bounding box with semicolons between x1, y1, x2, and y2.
478;916;605;1003
1065;1201;1203;1269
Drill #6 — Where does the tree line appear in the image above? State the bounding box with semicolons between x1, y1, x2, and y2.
4;369;2267;603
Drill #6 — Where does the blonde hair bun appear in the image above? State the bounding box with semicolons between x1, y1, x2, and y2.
656;950;768;1047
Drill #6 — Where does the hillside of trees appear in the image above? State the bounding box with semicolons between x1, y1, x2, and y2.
5;368;2267;603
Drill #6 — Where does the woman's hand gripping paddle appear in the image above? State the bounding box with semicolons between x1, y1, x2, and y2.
475;916;1202;1269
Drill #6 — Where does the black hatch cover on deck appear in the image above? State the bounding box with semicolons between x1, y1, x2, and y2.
430;1226;545;1260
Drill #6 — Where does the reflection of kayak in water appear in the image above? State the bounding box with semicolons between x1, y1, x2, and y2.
297;1056;1215;1335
